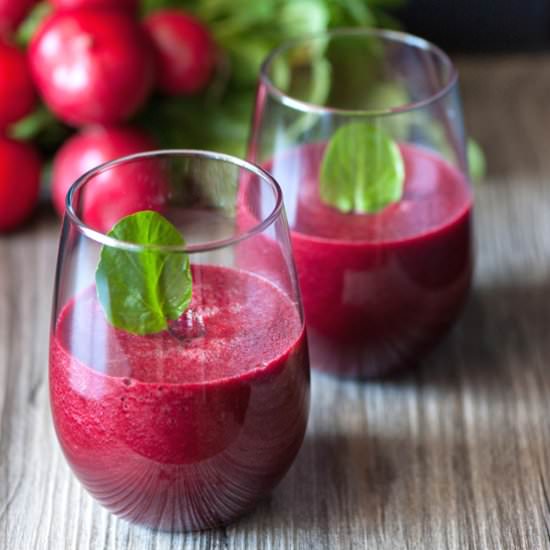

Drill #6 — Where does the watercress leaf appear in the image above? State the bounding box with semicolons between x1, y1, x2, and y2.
284;57;331;141
467;137;486;183
339;0;376;26
320;122;405;213
278;0;329;37
96;211;192;335
290;56;331;105
224;37;273;85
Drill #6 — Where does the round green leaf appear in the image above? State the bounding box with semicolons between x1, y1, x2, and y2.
96;211;192;335
320;122;405;213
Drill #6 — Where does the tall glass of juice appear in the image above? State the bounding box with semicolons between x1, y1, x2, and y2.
249;29;473;378
49;150;309;531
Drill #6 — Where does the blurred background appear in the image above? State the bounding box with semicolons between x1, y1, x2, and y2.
0;0;540;231
398;0;550;52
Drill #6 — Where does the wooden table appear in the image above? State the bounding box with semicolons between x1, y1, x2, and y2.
1;55;549;549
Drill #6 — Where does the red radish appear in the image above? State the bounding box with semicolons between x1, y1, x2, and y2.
0;40;35;129
29;9;155;126
52;125;168;233
49;0;138;12
0;137;41;232
0;0;37;33
144;10;216;95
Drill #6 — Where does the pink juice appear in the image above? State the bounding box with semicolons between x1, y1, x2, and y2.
270;143;472;378
49;265;309;531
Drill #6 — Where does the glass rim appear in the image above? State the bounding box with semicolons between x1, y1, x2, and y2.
66;149;285;254
260;27;458;117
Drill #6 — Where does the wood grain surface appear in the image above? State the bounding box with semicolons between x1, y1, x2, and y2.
1;55;550;549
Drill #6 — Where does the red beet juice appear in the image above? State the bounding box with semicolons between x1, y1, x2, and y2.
50;265;309;531
270;143;472;378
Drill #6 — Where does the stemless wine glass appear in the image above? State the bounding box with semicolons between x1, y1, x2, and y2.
49;150;309;532
249;28;473;378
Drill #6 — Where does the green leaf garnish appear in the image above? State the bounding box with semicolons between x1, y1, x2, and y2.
95;211;192;335
320;122;405;214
